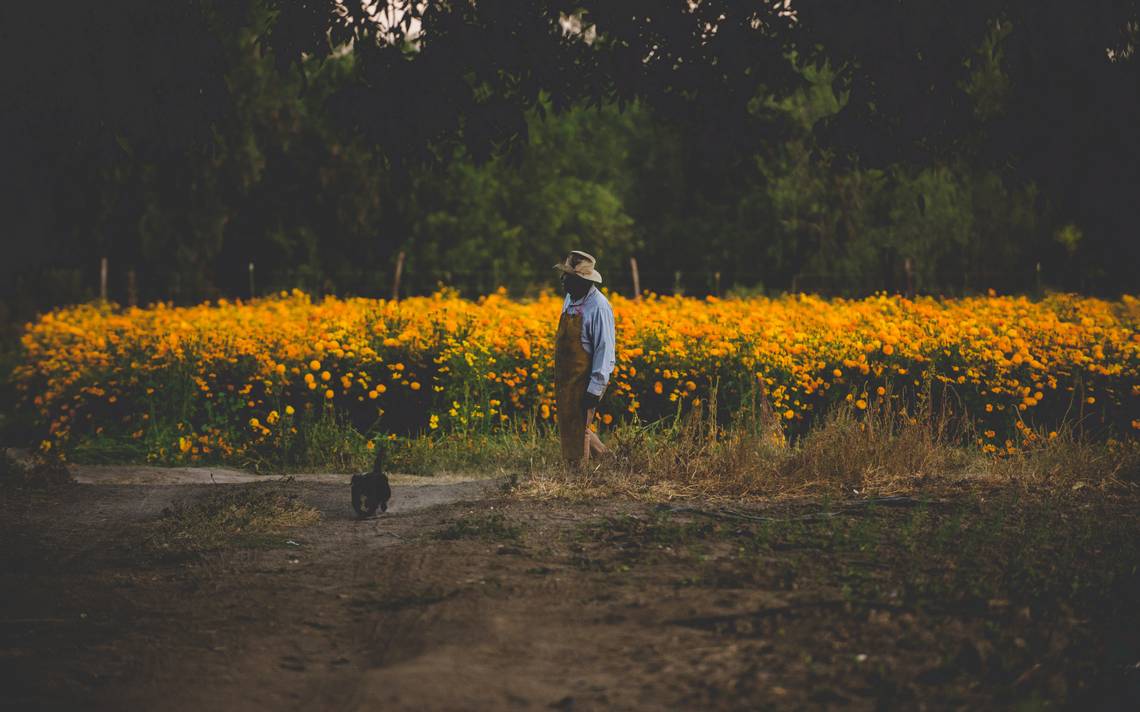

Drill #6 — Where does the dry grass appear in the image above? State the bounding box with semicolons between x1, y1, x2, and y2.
989;425;1140;490
514;392;1138;502
0;449;74;488
143;479;320;557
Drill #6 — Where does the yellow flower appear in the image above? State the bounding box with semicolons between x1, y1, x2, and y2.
15;286;1137;460
321;370;331;382
325;389;335;399
410;381;421;391
285;405;295;415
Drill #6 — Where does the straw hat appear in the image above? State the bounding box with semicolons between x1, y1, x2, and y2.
553;250;602;283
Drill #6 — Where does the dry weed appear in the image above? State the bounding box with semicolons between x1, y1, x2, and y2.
515;391;1135;502
989;424;1140;491
144;479;320;556
0;449;74;488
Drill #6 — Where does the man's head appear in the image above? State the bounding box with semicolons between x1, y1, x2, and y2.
554;250;601;299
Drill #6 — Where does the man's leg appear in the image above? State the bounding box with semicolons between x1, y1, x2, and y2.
582;408;608;463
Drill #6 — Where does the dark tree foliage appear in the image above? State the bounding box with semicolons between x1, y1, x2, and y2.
794;0;1140;290
1;0;242;304
1;0;802;307
270;0;801;166
1;0;1137;314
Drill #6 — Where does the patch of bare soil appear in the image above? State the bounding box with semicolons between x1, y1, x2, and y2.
1;474;1138;710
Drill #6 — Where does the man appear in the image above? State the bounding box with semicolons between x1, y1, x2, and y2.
553;250;615;464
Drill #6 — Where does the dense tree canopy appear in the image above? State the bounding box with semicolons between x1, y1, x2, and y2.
795;0;1140;290
1;0;1136;319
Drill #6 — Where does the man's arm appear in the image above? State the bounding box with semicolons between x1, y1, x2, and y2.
586;302;616;398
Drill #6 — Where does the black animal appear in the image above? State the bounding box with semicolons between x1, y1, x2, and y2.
351;447;392;517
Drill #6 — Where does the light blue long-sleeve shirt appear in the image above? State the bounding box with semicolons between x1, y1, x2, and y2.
562;286;616;397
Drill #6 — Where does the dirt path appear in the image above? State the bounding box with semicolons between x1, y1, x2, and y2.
0;471;507;711
2;469;1138;710
69;463;493;487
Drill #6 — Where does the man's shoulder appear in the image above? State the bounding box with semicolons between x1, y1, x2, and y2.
591;287;613;311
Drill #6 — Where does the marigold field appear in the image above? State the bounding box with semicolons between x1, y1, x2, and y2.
12;290;1140;465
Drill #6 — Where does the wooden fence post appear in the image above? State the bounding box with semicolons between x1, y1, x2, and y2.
714;271;721;298
904;257;915;299
392;251;406;301
100;257;108;302
248;262;256;299
630;256;641;301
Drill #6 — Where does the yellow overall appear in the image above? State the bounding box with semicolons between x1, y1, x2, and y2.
554;310;591;462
